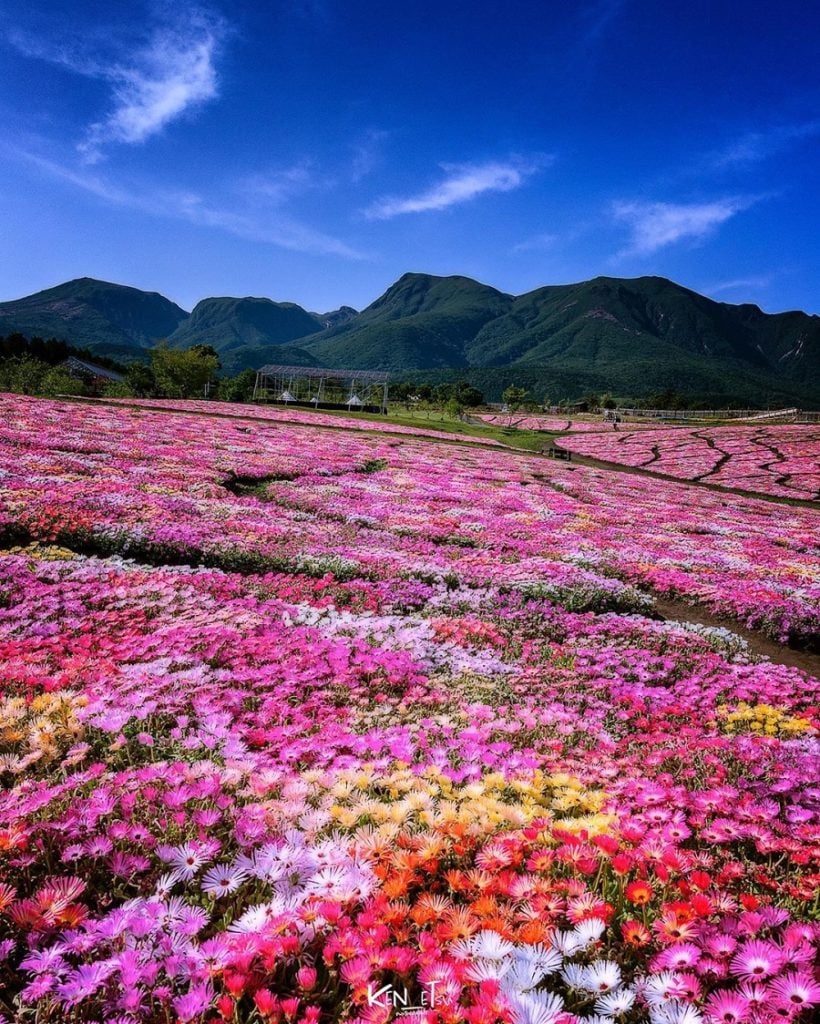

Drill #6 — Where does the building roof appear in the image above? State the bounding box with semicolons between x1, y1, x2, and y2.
257;364;390;383
63;357;124;382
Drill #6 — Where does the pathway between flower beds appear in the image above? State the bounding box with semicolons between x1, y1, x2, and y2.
556;425;820;504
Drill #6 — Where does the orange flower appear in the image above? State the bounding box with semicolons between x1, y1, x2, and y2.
0;882;17;913
470;895;500;918
624;880;653;905
518;919;551;944
382;871;414;899
622;919;651;946
436;906;478;942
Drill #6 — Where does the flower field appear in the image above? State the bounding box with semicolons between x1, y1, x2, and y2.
0;394;818;1024
105;399;506;447
557;427;820;502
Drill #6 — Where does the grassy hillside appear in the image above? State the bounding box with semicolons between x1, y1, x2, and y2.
304;273;512;369
168;297;323;353
0;278;187;359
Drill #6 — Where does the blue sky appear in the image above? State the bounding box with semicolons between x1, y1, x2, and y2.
1;0;819;314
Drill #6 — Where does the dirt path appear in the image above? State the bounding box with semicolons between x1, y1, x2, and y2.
651;597;820;678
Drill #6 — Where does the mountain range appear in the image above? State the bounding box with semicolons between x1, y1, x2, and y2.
1;273;818;405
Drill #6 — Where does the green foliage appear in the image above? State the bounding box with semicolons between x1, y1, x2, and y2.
40;367;85;397
502;385;529;410
150;342;218;399
445;397;464;419
218;368;257;403
125;363;158;398
0;353;83;397
101;380;135;398
0;355;48;394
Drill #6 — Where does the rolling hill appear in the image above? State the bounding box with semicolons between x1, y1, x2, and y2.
166;297;323;353
1;273;818;404
0;278;188;361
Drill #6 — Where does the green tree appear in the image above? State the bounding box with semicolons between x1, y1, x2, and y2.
40;367;85;397
151;342;219;399
125;363;158;397
101;380;135;398
2;356;48;394
220;368;257;403
501;385;529;425
445;397;464;421
453;380;484;407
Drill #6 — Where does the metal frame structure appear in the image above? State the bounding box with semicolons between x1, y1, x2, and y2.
253;364;389;413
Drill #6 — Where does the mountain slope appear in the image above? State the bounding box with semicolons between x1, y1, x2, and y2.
0;278;188;360
303;273;819;400
2;272;818;403
167;297;323;353
303;273;513;369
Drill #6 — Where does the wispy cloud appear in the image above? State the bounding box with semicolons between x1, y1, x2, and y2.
613;196;757;256
16;149;366;259
350;130;388;183
705;275;773;297
711;121;820;168
579;0;628;49
511;232;559;254
9;5;226;162
238;161;331;204
364;157;549;220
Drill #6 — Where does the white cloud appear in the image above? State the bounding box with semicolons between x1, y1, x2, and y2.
364;157;549;220
711;121;820;167
511;232;559;254
17;149;366;260
9;6;226;162
350;130;388;182
705;276;773;297
613;197;755;256
238;162;329;204
81;9;224;161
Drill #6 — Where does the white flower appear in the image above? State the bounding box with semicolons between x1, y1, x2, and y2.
649;1001;704;1024
168;843;208;882
642;972;683;1006
561;963;589;989
514;943;563;977
466;958;511;982
470;930;516;960
507;991;564;1024
582;960;622;994
201;863;247;897
550;929;583;956
595;986;636;1016
574;918;606;946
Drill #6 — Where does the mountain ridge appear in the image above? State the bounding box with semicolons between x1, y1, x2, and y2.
1;273;818;403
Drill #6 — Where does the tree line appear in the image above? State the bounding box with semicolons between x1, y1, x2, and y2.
1;334;754;411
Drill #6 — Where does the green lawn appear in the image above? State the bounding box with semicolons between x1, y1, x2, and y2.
299;404;553;451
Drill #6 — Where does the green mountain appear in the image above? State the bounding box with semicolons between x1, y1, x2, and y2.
0;277;187;360
167;296;323;353
2;272;818;404
311;306;358;330
305;273;512;370
299;274;820;404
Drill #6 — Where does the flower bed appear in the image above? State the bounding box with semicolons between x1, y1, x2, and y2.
558;427;820;501
0;395;818;1023
104;397;506;446
0;395;817;645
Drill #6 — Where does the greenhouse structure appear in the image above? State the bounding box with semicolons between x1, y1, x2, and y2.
252;364;390;413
